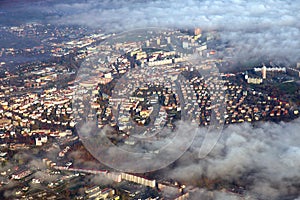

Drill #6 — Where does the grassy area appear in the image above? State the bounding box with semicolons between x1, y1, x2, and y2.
277;82;298;94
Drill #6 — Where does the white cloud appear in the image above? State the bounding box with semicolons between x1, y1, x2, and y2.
4;0;300;63
164;118;300;199
34;0;300;63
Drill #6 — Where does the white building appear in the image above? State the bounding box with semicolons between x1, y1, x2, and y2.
262;65;267;79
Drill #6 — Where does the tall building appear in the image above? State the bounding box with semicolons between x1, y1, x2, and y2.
262;65;267;79
146;40;150;47
167;37;171;44
157;38;161;45
245;71;249;80
194;28;202;36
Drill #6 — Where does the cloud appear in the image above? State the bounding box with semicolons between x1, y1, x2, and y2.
74;117;300;199
189;188;245;200
77;120;198;173
2;0;300;63
87;174;114;186
13;0;294;64
45;0;298;30
161;118;300;199
1;0;300;198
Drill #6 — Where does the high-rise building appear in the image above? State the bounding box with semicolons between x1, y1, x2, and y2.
262;65;267;79
245;71;249;80
157;38;161;45
146;40;150;47
194;28;202;36
167;37;171;44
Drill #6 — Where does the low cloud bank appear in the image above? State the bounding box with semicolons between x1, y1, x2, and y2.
163;118;300;199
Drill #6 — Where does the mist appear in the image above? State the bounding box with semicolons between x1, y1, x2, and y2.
37;0;300;63
161;118;300;199
1;0;300;63
1;0;300;199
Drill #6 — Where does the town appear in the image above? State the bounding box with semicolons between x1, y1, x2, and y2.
0;23;300;199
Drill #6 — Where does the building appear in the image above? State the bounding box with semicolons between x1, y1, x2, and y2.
157;38;161;45
194;28;202;36
287;67;300;77
167;36;171;44
182;41;189;49
262;65;267;79
35;137;42;146
247;77;263;84
11;169;32;180
145;40;150;47
244;71;249;80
